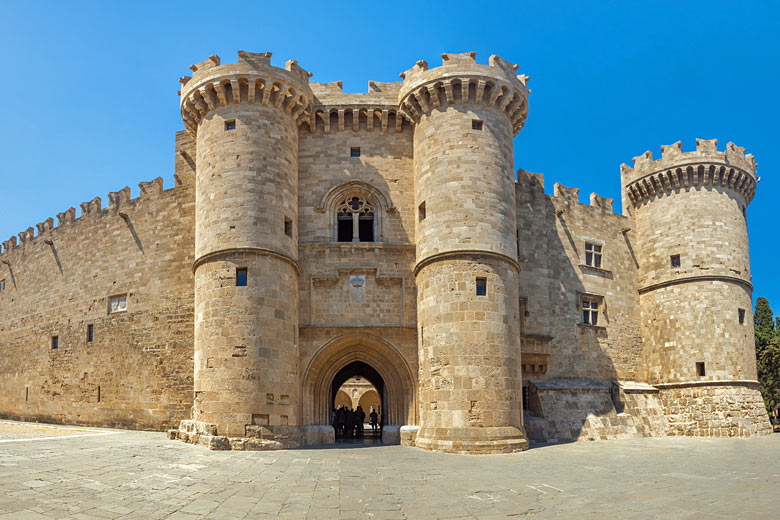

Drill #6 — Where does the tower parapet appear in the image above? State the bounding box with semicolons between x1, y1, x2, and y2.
399;52;529;136
179;51;313;135
621;139;757;210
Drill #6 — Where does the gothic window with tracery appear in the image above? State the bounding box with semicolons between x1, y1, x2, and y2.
336;196;375;242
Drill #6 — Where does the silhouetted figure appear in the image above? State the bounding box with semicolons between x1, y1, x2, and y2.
336;406;346;437
369;408;378;433
356;405;366;436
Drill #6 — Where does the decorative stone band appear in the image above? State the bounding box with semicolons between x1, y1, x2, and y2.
413;249;521;277
621;139;757;207
399;75;528;136
638;275;753;295
193;247;300;275
652;380;760;389
307;105;412;133
179;52;314;136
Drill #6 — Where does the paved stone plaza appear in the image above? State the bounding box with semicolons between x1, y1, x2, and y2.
0;421;778;519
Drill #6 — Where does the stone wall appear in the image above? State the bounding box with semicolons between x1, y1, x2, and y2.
0;135;196;430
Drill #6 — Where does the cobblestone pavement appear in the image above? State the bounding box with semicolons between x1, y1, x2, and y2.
0;422;778;519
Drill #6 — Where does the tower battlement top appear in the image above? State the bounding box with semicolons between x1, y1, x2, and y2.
397;52;530;136
621;139;758;207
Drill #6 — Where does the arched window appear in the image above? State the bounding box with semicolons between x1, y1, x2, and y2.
336;196;375;242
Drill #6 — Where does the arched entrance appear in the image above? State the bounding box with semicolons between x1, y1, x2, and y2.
331;361;384;440
301;332;417;440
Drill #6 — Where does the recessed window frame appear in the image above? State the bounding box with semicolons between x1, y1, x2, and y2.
738;308;746;325
350;147;361;157
284;217;293;238
0;279;5;291
670;254;681;268
418;201;426;221
225;119;236;131
335;195;376;243
87;324;94;343
584;242;603;269
476;277;487;296
472;119;483;130
696;362;706;377
580;294;603;326
236;267;248;287
108;294;128;314
51;336;59;350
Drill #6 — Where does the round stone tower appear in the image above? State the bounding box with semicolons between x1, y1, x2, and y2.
399;52;530;453
621;139;771;436
179;52;312;442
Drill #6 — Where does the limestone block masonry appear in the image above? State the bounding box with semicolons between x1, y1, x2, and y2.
0;49;770;454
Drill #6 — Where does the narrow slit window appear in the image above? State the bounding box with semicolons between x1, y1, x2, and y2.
476;277;487;296
225;119;236;131
284;217;293;238
670;254;681;268
51;336;58;350
738;308;746;325
522;386;530;411
0;279;5;291
87;324;94;343
418;202;426;221
696;362;706;377
472;119;483;130
25;387;29;401
350;147;361;157
236;268;247;287
97;385;101;403
585;242;602;268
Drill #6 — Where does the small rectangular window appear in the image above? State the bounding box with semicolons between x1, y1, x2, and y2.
476;277;487;296
472;119;483;130
350;147;361;157
696;362;706;377
87;324;94;343
225;119;236;131
738;308;746;325
236;268;247;287
581;296;601;326
0;279;5;291
670;254;681;268
284;217;293;238
418;202;426;221
109;295;127;314
51;336;58;350
584;242;602;268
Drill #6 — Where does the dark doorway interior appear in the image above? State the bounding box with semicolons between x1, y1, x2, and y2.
331;361;384;443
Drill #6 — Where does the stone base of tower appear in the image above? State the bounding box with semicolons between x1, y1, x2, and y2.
168;420;334;450
657;382;772;438
414;426;529;454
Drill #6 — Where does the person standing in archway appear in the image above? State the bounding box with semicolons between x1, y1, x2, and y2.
356;406;366;437
369;407;378;434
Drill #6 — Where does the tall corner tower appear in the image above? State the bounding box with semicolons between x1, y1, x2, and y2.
179;51;312;440
622;139;771;436
400;52;530;453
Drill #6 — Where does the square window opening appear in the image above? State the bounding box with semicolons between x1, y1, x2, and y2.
581;296;601;326
350;147;361;157
476;277;487;296
51;336;58;350
225;119;236;131
696;362;706;377
284;217;293;238
418;201;426;221
738;308;746;325
236;268;248;287
584;242;603;268
108;295;127;314
671;254;681;268
87;324;94;343
472;119;483;130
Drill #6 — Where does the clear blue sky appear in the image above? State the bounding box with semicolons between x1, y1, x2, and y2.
1;1;778;310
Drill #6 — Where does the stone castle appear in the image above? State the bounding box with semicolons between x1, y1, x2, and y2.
0;50;771;453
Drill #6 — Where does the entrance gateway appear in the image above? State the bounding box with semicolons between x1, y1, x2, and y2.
301;333;418;445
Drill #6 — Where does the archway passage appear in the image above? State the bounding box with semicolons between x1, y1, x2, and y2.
301;332;418;443
331;361;384;441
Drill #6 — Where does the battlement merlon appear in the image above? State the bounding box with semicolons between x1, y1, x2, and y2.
398;52;530;136
620;139;758;208
179;51;315;135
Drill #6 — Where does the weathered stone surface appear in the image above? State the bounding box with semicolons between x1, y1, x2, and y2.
0;51;770;454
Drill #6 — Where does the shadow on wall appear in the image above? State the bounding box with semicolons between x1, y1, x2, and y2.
515;171;667;445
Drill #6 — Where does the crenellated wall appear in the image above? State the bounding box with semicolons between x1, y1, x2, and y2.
0;131;196;430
